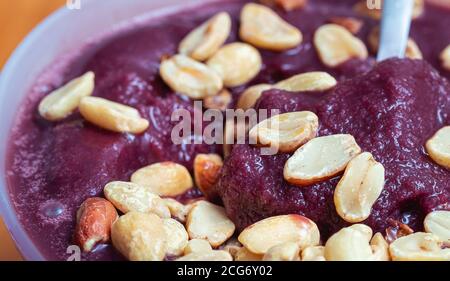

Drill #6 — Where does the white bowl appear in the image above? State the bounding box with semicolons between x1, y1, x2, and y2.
0;0;219;261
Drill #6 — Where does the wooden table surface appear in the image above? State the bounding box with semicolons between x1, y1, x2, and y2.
0;0;66;261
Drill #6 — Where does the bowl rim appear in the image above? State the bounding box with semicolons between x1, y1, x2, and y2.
0;1;90;261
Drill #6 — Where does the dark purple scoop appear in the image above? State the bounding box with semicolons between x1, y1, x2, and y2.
216;58;450;237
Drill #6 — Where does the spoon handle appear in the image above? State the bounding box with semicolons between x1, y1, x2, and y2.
377;0;414;61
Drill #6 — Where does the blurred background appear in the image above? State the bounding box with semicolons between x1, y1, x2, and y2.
0;0;66;261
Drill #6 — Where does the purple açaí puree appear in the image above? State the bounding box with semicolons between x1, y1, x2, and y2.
5;0;450;260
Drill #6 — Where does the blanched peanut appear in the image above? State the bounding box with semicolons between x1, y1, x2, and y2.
184;239;213;255
203;89;232;111
370;232;390;261
235;247;263;261
39;72;94;121
193;154;223;200
424;211;450;242
238;214;320;255
324;224;374;261
263;242;301;261
79;96;149;134
131;162;193;197
314;24;368;68
176;250;233;261
441;45;450;71
426;126;450;169
111;212;167;261
104;181;170;218
162;218;189;257
284;134;361;186
179;12;231;61
186;201;235;247
237;84;273;110
207;43;262;87
249;111;319;153
301;246;326;261
389;232;450;261
160;54;223;99
275;72;337;92
163;198;189;223
334;152;385;223
240;3;302;51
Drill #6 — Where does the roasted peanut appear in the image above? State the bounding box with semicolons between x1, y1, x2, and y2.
238;214;320;255
131;162;193;197
284;134;361;186
249;111;319;153
314;24;368;68
207;43;262;87
240;3;302;51
160;54;223;99
79;96;149;134
179;12;231;61
186;201;235;247
39;71;94;121
334;152;385;223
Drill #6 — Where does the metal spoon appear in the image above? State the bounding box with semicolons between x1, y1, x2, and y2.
377;0;415;61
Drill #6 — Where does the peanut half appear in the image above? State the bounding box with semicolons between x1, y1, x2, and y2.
104;181;170;218
424;211;450;242
39;71;94;121
275;72;337;92
111;212;167;261
193;154;223;200
301;246;326;261
426;126;450;169
179;12;231;61
324;224;387;261
74;197;118;252
441;45;450;71
79;96;149;134
263;242;301;261
371;232;390;261
249;111;319;153
334;152;385;223
237;84;273;110
186;201;236;247
184;239;213;255
240;3;302;51
207;43;262;87
284;134;361;186
160;54;223;99
238;214;320;255
162;218;189;257
131;162;193;197
389;232;450;261
314;24;368;68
